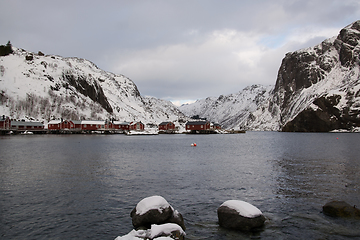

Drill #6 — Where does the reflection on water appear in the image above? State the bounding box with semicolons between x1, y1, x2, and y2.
0;132;359;239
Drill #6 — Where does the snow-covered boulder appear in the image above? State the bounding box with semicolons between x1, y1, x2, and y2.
114;223;185;240
130;196;185;230
217;200;265;231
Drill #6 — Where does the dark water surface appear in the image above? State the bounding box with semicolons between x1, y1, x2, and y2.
0;132;359;239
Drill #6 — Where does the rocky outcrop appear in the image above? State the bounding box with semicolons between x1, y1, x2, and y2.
116;196;186;240
62;71;113;113
282;94;360;132
275;20;360;132
180;21;360;132
217;200;265;231
0;47;185;123
323;201;360;218
130;196;185;231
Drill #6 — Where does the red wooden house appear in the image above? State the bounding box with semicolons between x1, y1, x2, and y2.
185;121;210;131
130;121;144;131
0;116;11;130
11;120;44;131
159;121;175;131
48;119;82;131
113;122;131;131
212;123;222;129
81;120;105;131
48;120;61;130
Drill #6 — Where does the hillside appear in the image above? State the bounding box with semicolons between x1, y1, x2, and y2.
0;46;185;125
180;20;360;132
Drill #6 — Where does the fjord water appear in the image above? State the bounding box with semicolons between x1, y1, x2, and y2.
0;132;359;239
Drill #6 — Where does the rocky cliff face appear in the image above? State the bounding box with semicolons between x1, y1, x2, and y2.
0;47;185;124
276;20;360;131
181;20;360;132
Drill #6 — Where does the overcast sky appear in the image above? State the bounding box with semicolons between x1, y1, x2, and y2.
1;1;359;105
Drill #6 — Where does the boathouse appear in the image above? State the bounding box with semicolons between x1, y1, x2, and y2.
48;120;61;130
114;122;131;131
212;123;222;129
11;120;44;131
0;115;11;130
81;120;105;131
48;119;82;131
158;121;176;131
130;121;144;131
185;121;210;131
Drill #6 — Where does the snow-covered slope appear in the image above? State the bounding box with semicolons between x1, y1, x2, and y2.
180;20;360;132
180;84;280;130
0;47;185;124
276;20;360;131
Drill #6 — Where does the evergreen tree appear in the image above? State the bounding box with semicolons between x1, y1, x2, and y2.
0;41;14;56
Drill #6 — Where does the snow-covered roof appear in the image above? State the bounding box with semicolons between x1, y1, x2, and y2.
81;120;105;125
159;121;173;125
11;121;43;127
186;121;209;125
113;121;131;125
48;120;61;124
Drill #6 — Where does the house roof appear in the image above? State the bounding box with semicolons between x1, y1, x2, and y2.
113;121;130;125
159;121;173;126
48;120;61;124
186;121;209;125
81;120;105;125
11;121;44;127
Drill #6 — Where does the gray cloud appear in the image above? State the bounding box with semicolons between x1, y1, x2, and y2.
1;0;359;105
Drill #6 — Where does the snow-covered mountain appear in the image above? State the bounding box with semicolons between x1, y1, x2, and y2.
0;46;185;125
180;84;280;131
180;20;360;132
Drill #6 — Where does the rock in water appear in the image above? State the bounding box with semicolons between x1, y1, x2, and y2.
323;201;360;218
131;196;174;229
217;200;265;231
130;195;185;231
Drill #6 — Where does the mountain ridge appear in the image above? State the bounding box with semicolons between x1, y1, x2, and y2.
0;46;185;125
180;20;360;132
1;20;360;132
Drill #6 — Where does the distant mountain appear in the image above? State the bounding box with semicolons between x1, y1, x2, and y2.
180;20;360;132
0;46;185;125
180;84;279;131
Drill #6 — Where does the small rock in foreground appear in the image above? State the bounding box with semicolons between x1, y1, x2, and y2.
130;195;185;230
217;200;265;231
323;201;360;218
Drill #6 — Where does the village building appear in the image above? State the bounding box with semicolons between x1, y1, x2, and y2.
212;123;222;129
130;121;145;131
81;120;105;131
48;119;82;131
0;115;11;130
185;121;211;131
47;120;61;130
112;121;131;131
11;120;44;131
158;121;176;131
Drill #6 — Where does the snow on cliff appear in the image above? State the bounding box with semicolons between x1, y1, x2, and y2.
180;84;280;130
180;20;360;132
0;47;185;124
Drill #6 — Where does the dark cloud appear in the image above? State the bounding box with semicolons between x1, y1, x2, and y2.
1;0;359;105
